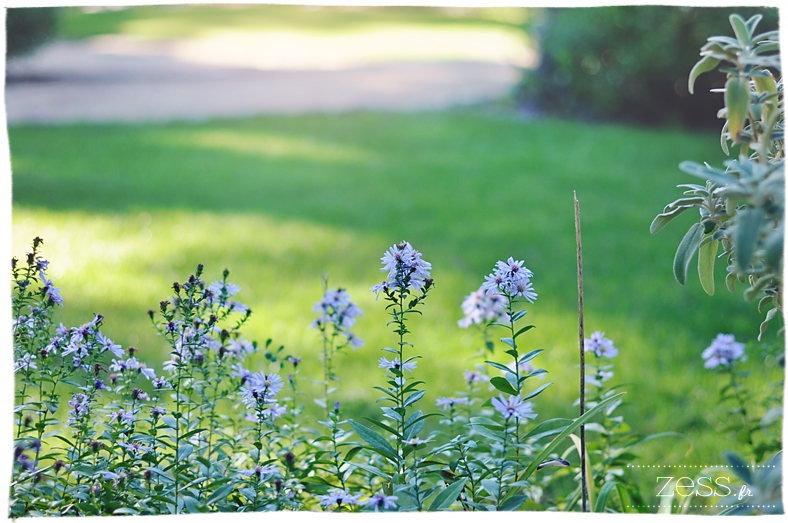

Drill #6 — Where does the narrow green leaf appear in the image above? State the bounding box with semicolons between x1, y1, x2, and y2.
513;392;626;488
348;420;399;462
698;239;718;295
206;484;235;506
650;206;691;234
688;55;720;94
429;479;467;511
403;390;425;407
513;325;535;338
673;223;704;285
523;418;571;441
177;444;193;462
519;349;543;364
349;461;392;481
490;376;518;395
679;161;738;186
522;382;552;401
485;360;514;374
734;209;764;271
500;337;516;348
511;310;527;322
594;481;620;512
364;416;399;437
499;495;528;511
729;14;750;45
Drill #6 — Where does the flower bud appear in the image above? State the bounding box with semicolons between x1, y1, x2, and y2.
274;479;283;492
53;460;64;473
284;451;296;470
196;263;204;277
173;282;180;293
147;310;155;320
159;300;170;312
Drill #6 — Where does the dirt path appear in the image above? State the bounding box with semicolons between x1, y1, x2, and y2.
5;32;532;124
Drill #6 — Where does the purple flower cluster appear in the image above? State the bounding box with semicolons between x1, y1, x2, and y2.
310;287;364;349
370;241;432;299
584;331;618;358
67;393;91;426
458;286;509;328
481;257;537;302
318;488;361;509
702;334;746;369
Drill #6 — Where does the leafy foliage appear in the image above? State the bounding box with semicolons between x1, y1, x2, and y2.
652;14;784;340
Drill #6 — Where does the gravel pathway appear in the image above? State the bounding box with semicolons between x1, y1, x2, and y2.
5;33;530;124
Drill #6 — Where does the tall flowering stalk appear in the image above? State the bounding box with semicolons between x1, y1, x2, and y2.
367;241;433;476
702;334;755;454
477;257;544;505
310;279;363;418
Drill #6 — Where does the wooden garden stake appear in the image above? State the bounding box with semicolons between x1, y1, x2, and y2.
574;191;588;512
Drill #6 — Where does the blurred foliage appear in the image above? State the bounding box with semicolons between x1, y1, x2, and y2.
6;7;59;58
518;6;779;128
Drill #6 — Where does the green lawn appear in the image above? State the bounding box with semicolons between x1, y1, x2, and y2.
58;4;528;40
9;110;783;501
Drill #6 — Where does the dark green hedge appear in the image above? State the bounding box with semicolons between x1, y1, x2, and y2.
518;6;779;128
6;7;59;58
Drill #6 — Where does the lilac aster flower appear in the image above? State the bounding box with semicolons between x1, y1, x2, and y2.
39;271;64;306
458;286;509;328
117;441;153;455
310;287;364;348
102;471;120;481
318;488;361;509
264;403;288;421
150;407;166;417
370;241;432;299
239;463;278;482
481;257;537;302
152;376;171;389
584;331;618;358
67;393;91;426
378;356;417;373
96;332;124;358
491;393;535;421
435;396;469;410
230;363;252;383
463;370;490;385
108;409;136;425
702;334;746;369
363;492;398;512
208;280;241;301
14;353;37;373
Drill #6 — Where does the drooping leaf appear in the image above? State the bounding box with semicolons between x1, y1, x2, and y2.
688;55;720;94
698;239;719;295
673;223;704;285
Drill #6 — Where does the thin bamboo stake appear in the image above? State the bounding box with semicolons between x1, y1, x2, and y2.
574;191;588;513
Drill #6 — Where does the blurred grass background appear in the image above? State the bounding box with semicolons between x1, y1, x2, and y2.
8;4;783;505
